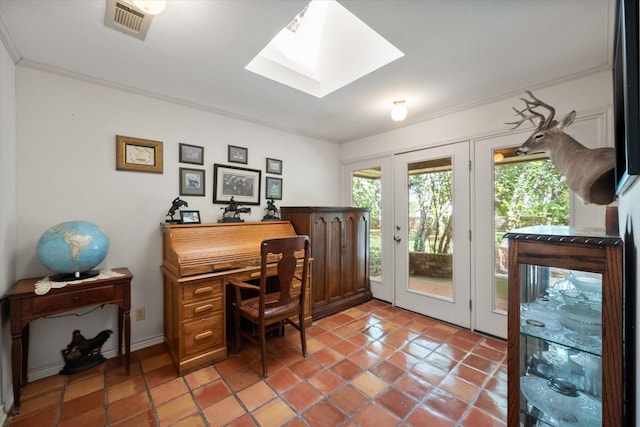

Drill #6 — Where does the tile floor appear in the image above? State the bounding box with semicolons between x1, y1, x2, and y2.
6;300;507;427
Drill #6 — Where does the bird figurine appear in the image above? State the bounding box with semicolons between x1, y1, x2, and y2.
68;329;113;356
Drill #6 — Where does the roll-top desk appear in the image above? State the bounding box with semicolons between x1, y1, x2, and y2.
161;221;312;376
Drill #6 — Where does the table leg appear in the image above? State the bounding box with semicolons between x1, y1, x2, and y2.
10;330;22;415
124;308;130;375
21;324;29;385
118;306;123;356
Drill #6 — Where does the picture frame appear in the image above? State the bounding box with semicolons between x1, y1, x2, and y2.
179;143;204;165
179;167;206;196
613;0;640;195
266;177;283;200
228;145;248;164
266;158;283;175
213;164;261;205
180;210;201;224
116;135;163;173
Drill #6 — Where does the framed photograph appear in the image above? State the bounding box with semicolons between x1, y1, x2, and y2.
213;164;261;205
180;210;201;224
116;135;163;173
179;143;204;165
266;177;283;200
228;145;248;164
266;158;283;175
179;167;205;196
613;0;640;195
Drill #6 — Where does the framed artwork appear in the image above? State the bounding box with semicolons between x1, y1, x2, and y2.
116;135;163;173
179;143;204;165
613;0;640;195
266;158;283;175
228;145;248;164
213;164;261;205
266;177;283;200
179;167;205;196
180;210;201;224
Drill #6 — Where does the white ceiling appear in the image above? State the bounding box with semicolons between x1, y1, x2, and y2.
0;0;615;143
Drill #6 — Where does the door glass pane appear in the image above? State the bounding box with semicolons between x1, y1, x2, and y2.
407;157;453;300
493;148;569;311
352;167;382;281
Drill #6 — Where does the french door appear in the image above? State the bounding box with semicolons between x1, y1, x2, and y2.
393;142;471;328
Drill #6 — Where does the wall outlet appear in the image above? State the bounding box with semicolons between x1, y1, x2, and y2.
136;307;146;321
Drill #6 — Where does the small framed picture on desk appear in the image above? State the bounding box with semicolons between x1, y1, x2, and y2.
180;210;201;224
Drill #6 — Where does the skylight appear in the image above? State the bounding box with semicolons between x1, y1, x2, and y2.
245;0;404;98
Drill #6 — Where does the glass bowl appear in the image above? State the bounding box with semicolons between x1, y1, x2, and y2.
568;271;602;294
560;289;602;311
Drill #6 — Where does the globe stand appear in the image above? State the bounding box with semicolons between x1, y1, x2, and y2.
49;270;100;282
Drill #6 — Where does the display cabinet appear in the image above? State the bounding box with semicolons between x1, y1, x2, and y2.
505;226;627;426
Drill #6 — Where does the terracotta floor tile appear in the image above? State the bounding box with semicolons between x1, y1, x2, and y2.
107;390;152;424
354;402;401;426
62;374;104;402
474;389;508;421
59;389;104;422
59;407;105;427
6;301;509;427
107;375;147;404
329;385;369;415
111;409;157;427
251;398;295;427
369;360;404;383
423;387;469;422
377;386;418;419
184;365;220;390
202;395;247;427
140;353;173;373
236;381;277;411
289;357;323;379
394;373;433;401
331;359;364;381
20;375;66;400
351;371;388;398
192;379;232;408
439;374;480;403
144;364;179;389
265;368;301;394
459;406;506;427
308;369;345;395
224;366;262;392
155;393;199;426
149;377;189;406
282;382;322;412
406;405;456;427
301;400;348;427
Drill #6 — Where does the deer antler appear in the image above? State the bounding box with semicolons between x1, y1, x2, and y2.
506;90;557;131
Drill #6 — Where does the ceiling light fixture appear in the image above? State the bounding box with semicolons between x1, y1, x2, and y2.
132;0;166;15
391;100;407;122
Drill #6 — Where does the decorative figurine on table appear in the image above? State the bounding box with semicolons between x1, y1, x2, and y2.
219;197;251;223
166;197;188;224
262;198;280;221
59;329;113;375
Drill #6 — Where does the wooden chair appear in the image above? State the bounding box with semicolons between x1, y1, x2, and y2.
228;235;310;377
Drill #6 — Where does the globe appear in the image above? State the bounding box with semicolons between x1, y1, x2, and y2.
37;221;110;281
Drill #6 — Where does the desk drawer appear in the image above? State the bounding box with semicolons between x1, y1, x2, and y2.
182;279;223;303
182;313;224;358
31;286;116;315
183;297;223;321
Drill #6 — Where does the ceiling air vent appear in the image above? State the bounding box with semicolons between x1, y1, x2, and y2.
104;0;154;40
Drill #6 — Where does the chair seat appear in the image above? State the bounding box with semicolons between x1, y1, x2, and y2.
239;292;301;323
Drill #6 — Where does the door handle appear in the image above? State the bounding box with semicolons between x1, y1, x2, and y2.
394;236;402;243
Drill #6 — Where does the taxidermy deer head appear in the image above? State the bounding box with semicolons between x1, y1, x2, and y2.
507;91;615;205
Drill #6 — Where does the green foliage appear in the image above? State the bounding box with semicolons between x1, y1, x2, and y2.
409;171;453;254
352;176;382;276
494;159;569;237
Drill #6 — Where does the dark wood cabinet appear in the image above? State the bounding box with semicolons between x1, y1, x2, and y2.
505;226;628;427
281;207;372;319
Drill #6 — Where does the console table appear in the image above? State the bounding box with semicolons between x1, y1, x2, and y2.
4;267;132;414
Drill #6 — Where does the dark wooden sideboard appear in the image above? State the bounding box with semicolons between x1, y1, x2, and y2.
281;207;372;319
4;267;132;414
